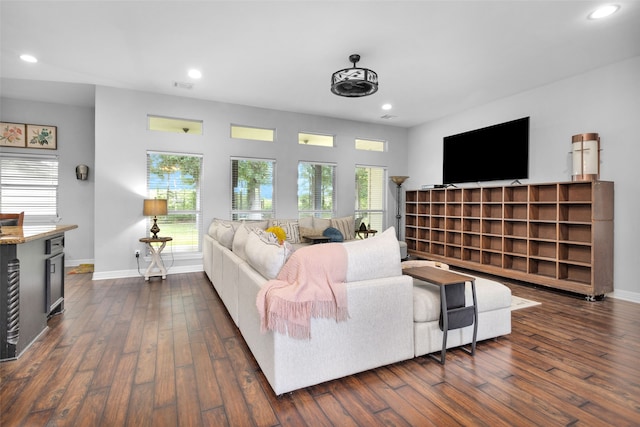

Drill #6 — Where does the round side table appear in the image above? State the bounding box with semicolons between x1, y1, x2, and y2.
139;237;172;280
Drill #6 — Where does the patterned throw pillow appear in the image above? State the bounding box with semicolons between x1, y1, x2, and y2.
270;220;301;244
266;226;287;244
330;216;355;241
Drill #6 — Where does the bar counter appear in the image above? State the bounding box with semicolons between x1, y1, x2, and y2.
0;224;78;244
1;224;77;361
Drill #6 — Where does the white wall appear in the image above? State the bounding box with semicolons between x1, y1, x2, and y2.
407;56;640;302
93;86;409;278
0;97;95;264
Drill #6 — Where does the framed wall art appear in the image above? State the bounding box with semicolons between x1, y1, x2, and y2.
26;124;57;150
0;122;26;147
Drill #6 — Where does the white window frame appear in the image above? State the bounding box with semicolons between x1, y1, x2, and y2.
231;157;276;220
297;161;336;219
355;165;387;232
146;151;203;253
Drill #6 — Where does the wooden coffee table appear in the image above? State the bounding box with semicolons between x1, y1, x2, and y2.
403;266;478;364
303;235;331;244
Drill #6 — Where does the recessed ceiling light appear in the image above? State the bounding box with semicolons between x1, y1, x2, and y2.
382;103;392;110
188;69;202;79
588;4;620;19
20;54;38;63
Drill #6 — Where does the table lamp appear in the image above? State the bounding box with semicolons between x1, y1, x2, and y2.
143;199;168;239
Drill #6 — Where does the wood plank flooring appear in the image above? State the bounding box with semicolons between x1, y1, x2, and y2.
1;270;639;426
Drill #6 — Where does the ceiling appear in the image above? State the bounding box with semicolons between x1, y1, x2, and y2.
1;1;639;128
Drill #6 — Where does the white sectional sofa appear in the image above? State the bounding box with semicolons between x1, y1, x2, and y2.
202;217;511;395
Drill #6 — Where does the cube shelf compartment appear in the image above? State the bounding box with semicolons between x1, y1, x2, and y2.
404;181;613;298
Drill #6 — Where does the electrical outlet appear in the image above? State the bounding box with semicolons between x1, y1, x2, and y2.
135;250;140;258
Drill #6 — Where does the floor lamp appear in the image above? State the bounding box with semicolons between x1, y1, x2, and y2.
390;176;409;240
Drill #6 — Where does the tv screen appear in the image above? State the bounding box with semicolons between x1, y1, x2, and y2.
442;117;529;185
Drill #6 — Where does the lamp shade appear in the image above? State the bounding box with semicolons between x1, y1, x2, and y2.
390;176;409;186
143;199;168;216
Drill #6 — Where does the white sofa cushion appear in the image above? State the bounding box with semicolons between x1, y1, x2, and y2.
215;220;238;249
244;228;294;279
232;223;252;261
412;275;512;323
342;227;401;282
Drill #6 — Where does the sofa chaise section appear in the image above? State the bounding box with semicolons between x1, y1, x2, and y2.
237;261;414;395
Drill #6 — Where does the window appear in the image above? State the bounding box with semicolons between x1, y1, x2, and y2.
0;154;59;222
298;162;336;218
355;165;386;232
148;115;203;135
355;138;386;152
147;151;203;252
231;125;275;142
231;158;275;220
299;132;334;147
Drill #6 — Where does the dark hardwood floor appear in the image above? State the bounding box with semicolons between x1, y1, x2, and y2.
1;269;639;426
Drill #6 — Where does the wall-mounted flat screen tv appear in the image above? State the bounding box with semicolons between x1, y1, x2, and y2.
442;116;529;185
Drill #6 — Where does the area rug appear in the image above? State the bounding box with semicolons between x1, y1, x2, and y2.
68;263;94;274
511;295;541;311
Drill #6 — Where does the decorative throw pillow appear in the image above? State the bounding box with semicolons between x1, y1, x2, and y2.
244;228;294;279
330;216;355;241
313;217;331;235
299;226;317;239
270;220;301;244
322;226;344;242
266;226;287;244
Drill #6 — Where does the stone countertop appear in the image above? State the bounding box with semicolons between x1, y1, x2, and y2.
0;225;78;245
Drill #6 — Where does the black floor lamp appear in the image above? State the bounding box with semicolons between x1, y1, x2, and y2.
390;176;409;240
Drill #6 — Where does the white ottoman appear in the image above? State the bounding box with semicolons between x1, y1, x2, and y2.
412;274;512;357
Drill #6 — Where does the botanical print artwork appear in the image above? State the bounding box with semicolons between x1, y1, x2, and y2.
0;123;26;147
26;124;57;149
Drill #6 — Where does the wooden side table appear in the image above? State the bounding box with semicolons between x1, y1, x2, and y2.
403;266;478;364
139;237;172;280
356;229;377;239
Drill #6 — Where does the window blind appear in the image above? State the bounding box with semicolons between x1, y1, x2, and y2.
355;165;386;231
298;161;336;218
231;157;275;220
0;154;59;221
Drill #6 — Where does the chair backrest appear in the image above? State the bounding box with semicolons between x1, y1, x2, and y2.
0;212;24;226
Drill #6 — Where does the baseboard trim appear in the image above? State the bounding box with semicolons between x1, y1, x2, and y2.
92;264;204;281
608;289;640;304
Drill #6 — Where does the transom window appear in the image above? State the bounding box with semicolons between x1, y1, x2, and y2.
231;158;275;220
355;138;386;152
0;154;59;223
148;115;203;135
298;162;336;219
355;165;386;231
298;132;334;147
231;125;275;142
146;151;203;252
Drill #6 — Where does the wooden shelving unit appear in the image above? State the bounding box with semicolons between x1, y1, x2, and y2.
405;181;614;298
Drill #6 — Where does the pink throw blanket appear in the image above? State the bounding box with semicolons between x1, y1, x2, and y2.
256;243;349;340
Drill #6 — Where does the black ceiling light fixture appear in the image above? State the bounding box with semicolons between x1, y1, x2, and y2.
331;54;378;97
